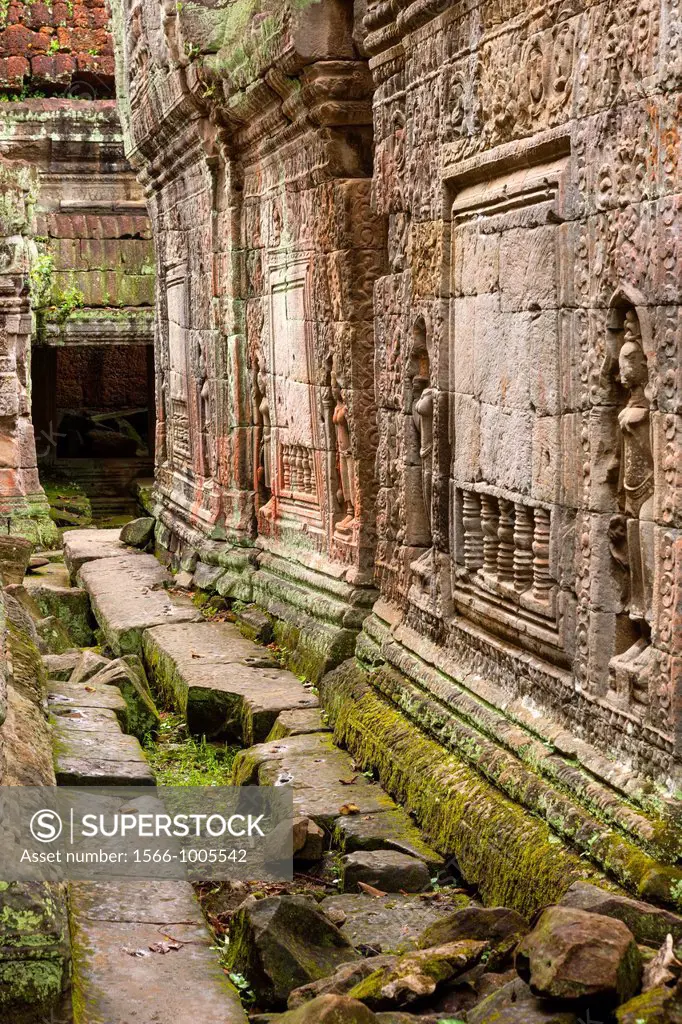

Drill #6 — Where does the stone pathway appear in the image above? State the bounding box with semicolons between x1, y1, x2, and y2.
44;598;248;1023
48;531;471;1022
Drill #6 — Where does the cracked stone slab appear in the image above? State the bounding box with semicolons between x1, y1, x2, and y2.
321;894;472;955
77;554;201;655
48;679;129;731
54;756;154;786
63;528;127;581
70;909;247;1024
143;621;319;744
233;732;397;827
50;705;121;733
53;721;154;787
69;880;208;926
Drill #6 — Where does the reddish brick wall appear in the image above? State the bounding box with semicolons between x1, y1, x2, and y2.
0;0;114;93
55;345;148;410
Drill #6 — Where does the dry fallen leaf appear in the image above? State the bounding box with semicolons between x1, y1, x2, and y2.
84;686;96;693
122;947;150;958
339;777;358;786
358;881;387;898
148;941;181;954
338;803;360;816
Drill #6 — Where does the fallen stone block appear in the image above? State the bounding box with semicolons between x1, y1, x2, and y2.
267;707;329;740
232;732;397;826
321;893;472;956
69;880;247;1023
43;650;82;681
29;582;94;646
47;679;129;733
71;649;111;683
120;516;155;549
53;722;154;786
36;614;74;654
62;527;125;578
347;939;488;1011
417;905;528;963
333;810;444;872
467;977;578;1024
143;621;318;744
236;605;274;644
515;905;642;1005
78;553;201;654
87;656;160;741
276;995;380;1022
288;956;396;1009
615;983;682;1023
293;816;326;862
560;881;682;947
226;894;359;1008
341;851;431;894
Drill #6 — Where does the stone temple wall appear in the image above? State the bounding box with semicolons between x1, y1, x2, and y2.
110;0;682;819
0;0;155;528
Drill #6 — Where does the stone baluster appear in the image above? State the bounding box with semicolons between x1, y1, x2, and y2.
293;446;303;492
513;502;534;592
532;506;552;601
302;447;312;493
283;446;292;491
497;499;515;582
480;493;499;578
462;490;483;570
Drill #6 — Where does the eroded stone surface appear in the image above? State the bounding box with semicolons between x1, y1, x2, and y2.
63;530;126;581
321;894;472;955
516;906;642;1005
78;554;200;654
144;621;318;743
340;851;431;894
227;895;359;1008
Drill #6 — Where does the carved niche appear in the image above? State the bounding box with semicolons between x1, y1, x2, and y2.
164;263;191;471
259;255;325;538
446;135;571;659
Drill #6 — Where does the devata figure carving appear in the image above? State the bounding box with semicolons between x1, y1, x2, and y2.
615;311;655;635
412;373;434;538
256;356;272;493
332;368;356;530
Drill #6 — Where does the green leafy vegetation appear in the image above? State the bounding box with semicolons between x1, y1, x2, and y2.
144;713;237;786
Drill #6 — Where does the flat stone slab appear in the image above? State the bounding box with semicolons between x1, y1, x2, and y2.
54;724;147;763
54;721;154;787
78;554;200;654
143;621;319;744
63;528;126;580
321;894;471;954
267;707;329;739
69;882;247;1024
50;705;121;732
233;732;397;827
70;880;207;925
48;680;129;730
55;757;154;786
333;810;444;871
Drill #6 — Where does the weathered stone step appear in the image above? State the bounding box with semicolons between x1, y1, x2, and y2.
232;732;442;868
143;620;320;744
49;679;154;786
69;881;247;1024
48;679;129;732
63;528;127;580
77;551;201;654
